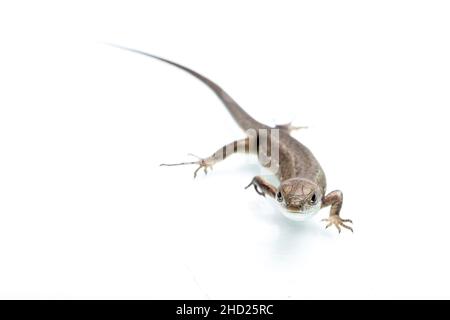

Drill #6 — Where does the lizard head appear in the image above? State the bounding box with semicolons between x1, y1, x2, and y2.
276;178;322;220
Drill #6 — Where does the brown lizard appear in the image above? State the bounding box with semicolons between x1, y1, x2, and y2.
111;45;352;233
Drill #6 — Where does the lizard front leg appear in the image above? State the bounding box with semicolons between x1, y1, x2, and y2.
245;176;277;198
321;190;353;233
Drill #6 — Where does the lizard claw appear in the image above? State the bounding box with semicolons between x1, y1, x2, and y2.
321;215;353;233
160;153;214;178
244;178;265;197
193;158;214;178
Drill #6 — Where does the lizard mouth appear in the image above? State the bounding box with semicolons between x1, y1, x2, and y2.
280;204;321;221
286;208;304;213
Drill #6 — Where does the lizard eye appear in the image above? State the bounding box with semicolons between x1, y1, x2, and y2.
310;193;317;205
276;191;283;202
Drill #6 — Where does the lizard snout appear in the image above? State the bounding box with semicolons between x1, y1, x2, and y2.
286;198;304;212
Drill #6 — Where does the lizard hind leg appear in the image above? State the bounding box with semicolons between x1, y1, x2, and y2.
275;122;308;134
160;138;250;178
160;154;213;178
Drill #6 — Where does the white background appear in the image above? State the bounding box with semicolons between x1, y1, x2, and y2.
0;1;449;299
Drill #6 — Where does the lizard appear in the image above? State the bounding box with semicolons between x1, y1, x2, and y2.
110;45;352;233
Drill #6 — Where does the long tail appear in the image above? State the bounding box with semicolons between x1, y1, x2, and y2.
107;44;268;131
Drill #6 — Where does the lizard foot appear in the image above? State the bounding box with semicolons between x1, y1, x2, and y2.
187;154;214;178
321;215;353;233
275;122;308;133
160;153;213;178
192;158;213;178
244;178;265;197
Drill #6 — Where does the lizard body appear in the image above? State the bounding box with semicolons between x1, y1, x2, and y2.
112;45;352;232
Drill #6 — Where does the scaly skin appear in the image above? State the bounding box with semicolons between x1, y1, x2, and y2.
111;45;352;233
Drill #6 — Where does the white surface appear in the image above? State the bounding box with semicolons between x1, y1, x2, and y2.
0;1;450;299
